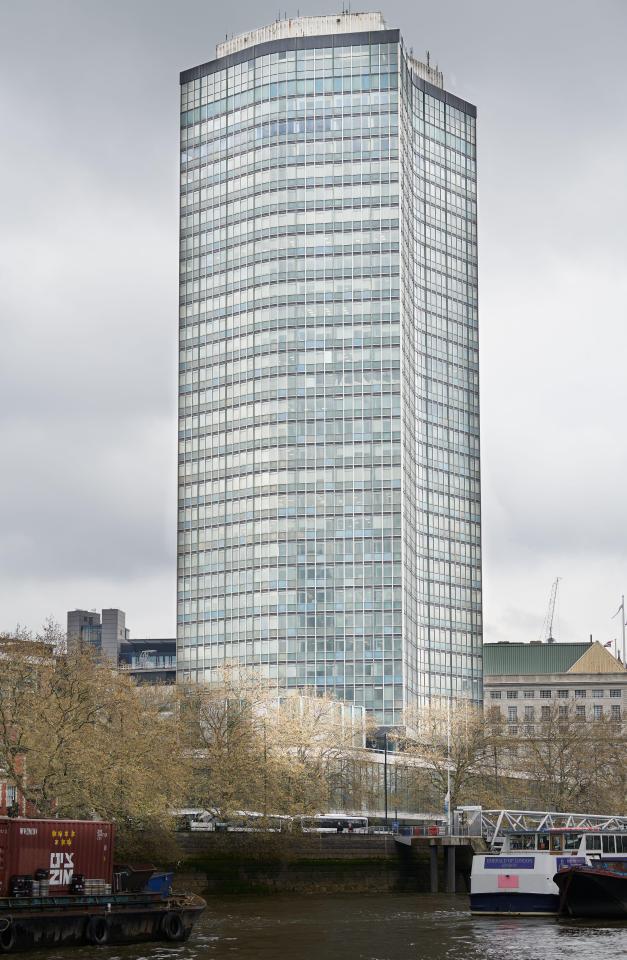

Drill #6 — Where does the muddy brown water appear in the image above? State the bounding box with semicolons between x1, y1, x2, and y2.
14;894;627;960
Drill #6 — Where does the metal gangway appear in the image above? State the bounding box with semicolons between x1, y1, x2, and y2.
461;808;627;851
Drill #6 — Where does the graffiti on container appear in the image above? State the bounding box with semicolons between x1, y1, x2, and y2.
49;851;74;886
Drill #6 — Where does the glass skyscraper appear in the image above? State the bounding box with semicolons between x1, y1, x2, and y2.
178;13;482;723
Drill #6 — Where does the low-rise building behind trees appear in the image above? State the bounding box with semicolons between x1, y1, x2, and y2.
67;608;175;684
483;639;626;735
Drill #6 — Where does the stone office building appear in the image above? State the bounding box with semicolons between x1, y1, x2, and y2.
483;640;626;733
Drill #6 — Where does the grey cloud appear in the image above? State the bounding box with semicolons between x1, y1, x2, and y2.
0;0;626;643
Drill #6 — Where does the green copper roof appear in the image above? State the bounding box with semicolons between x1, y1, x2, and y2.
483;642;591;676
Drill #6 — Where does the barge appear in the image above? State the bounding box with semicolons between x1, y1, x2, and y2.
554;862;627;919
0;891;205;951
0;817;205;951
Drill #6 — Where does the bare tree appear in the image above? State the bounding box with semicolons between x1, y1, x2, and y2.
399;700;495;813
182;668;276;820
0;627;188;857
264;693;370;814
183;668;370;818
513;703;626;812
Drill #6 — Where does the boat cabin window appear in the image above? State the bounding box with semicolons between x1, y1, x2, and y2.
586;835;601;851
602;835;616;853
550;834;563;852
563;833;583;851
510;834;536;850
537;834;549;850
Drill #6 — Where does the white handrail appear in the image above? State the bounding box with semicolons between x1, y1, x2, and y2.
477;808;627;846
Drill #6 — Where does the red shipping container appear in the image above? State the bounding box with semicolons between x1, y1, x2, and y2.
0;818;115;896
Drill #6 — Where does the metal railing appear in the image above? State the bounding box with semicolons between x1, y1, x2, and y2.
478;809;627;846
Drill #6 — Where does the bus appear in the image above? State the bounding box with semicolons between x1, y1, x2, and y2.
222;812;293;833
300;815;368;834
190;811;292;833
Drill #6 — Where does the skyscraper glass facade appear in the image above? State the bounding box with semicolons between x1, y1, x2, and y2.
178;14;481;723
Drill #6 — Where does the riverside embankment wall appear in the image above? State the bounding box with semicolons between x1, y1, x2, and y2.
174;833;473;895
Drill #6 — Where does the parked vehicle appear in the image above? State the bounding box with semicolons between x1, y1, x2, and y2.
191;811;292;833
189;812;216;832
300;815;368;834
172;809;208;832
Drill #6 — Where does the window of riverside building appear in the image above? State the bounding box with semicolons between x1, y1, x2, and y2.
610;689;622;697
524;690;534;698
557;689;569;698
575;689;586;699
541;706;551;720
611;705;621;720
576;706;586;719
508;706;518;722
593;705;603;720
506;690;518;699
524;706;534;721
558;705;568;718
592;689;604;698
490;690;501;699
540;689;551;698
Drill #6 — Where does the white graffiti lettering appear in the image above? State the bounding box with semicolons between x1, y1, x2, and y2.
49;851;74;886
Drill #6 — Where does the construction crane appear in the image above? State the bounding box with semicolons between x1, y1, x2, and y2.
540;577;561;644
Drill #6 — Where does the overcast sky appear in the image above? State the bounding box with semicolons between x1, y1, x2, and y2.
1;0;626;650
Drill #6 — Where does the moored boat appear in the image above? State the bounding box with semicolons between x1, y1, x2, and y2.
470;824;627;916
554;863;627;919
0;816;205;952
0;891;206;952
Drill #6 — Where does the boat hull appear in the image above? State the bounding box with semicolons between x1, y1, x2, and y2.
554;866;627;919
0;893;206;952
470;892;560;916
470;851;581;916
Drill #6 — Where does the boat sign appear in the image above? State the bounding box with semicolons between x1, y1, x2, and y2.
485;857;535;869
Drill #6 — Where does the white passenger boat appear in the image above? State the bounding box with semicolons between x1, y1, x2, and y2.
471;826;627;915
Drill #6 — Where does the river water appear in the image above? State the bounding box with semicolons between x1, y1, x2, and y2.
17;895;626;960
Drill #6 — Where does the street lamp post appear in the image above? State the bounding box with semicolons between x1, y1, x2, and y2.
383;732;388;828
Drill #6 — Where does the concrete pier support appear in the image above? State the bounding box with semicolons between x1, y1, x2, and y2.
445;845;456;894
430;844;438;894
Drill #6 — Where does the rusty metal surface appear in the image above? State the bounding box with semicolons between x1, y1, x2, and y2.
0;817;114;895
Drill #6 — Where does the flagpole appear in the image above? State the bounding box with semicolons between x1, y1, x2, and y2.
611;597;626;663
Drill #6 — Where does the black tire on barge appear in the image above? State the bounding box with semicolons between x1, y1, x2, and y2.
0;920;16;953
85;915;110;946
161;911;186;941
